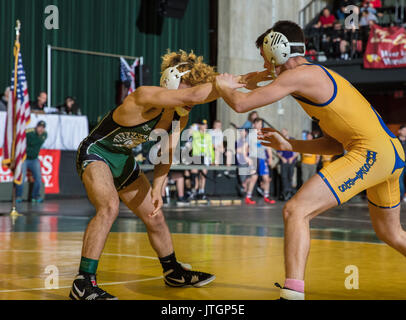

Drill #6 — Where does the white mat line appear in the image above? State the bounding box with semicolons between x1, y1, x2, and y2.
0;276;164;294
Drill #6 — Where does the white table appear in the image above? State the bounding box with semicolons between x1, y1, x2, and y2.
0;112;89;151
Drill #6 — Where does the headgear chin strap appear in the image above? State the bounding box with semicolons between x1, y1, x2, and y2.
160;62;192;116
263;31;306;79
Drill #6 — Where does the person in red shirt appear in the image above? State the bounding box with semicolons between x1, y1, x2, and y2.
314;8;336;29
312;8;336;55
363;0;382;8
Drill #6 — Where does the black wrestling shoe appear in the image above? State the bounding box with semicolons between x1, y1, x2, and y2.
164;265;216;288
69;274;118;300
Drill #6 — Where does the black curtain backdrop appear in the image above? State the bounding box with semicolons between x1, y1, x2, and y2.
0;0;211;126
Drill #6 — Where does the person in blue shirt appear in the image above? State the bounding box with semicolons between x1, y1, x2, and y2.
241;111;258;129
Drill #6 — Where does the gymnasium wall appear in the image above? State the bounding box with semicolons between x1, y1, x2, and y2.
0;0;211;126
216;0;320;138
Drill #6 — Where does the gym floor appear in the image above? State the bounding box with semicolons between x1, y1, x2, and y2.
0;197;405;300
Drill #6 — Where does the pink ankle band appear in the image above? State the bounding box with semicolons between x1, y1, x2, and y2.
284;279;304;293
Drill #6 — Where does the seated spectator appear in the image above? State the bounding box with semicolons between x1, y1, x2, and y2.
335;0;356;21
363;0;381;9
331;21;350;60
360;7;378;27
57;96;81;115
312;8;336;52
0;87;10;111
162;172;189;206
344;8;363;60
30;92;47;113
305;40;318;61
314;8;336;29
367;0;384;19
361;3;377;15
241;111;258;129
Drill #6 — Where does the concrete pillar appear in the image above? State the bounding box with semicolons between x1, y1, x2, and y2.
217;0;313;139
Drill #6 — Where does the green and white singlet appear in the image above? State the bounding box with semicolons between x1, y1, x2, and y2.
76;108;179;191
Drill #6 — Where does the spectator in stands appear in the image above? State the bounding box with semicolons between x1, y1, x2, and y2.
277;128;298;201
210;120;234;177
305;39;318;61
397;125;406;202
16;120;48;203
360;6;378;26
0;87;10;111
363;0;382;9
31;92;47;113
252;118;275;204
315;8;336;29
211;120;225;166
161;172;189;206
331;21;350;60
312;8;336;53
190;119;214;201
335;0;356;21
242;111;258;129
182;123;197;199
301;132;320;184
236;128;258;203
58;96;81;115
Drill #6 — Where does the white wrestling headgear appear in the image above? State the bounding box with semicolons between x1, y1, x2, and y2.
263;31;306;78
160;62;192;116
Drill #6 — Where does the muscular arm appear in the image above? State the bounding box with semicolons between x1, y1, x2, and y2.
260;129;344;156
289;135;344;155
216;69;300;113
134;82;219;109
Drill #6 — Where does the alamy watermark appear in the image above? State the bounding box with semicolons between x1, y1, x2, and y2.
44;5;59;30
344;5;360;30
44;265;59;289
344;265;359;290
139;123;262;174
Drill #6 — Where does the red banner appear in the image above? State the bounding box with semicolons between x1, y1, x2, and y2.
0;149;61;194
364;24;406;69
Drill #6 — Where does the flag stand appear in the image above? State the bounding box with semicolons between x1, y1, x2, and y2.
10;184;22;222
6;20;24;224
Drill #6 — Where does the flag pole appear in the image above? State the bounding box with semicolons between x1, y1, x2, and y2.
10;20;22;220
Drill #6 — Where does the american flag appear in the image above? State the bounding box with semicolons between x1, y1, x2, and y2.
2;52;31;184
120;57;140;96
